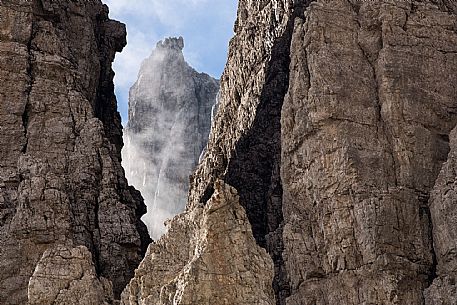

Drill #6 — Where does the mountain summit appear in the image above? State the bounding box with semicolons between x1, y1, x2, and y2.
123;37;219;239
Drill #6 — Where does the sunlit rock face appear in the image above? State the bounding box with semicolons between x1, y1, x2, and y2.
122;37;219;239
0;0;150;303
122;0;457;304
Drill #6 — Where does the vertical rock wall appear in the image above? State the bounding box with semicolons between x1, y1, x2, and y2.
282;0;457;304
122;0;457;304
425;128;457;304
0;1;150;303
122;1;299;304
2;0;457;304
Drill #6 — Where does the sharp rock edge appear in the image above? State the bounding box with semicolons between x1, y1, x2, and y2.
122;0;457;304
2;0;457;304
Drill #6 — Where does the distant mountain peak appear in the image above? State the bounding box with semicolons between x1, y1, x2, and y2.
123;37;218;239
156;36;184;51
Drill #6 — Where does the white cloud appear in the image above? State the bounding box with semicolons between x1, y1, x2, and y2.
101;0;238;238
113;30;156;91
103;0;237;111
104;0;236;31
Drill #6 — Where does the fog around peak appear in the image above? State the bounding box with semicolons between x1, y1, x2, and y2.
122;40;219;239
102;0;238;125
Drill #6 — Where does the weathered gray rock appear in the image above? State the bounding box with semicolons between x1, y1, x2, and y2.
28;245;114;305
123;1;297;303
282;1;457;303
121;180;275;305
3;0;457;304
122;0;457;304
0;0;150;303
123;37;219;239
425;126;457;305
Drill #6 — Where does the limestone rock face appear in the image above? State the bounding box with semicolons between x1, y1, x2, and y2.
122;0;457;304
0;0;150;303
3;0;457;304
28;245;114;305
425;127;457;305
123;1;298;303
281;1;457;303
121;180;275;305
123;37;219;239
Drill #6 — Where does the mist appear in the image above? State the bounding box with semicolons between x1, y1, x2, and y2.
122;38;219;239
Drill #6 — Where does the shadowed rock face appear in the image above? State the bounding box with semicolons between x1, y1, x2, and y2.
2;0;457;304
0;0;150;303
123;37;219;239
121;0;457;304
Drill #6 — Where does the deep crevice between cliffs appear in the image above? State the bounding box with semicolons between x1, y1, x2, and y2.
421;195;438;287
224;3;308;304
22;17;37;154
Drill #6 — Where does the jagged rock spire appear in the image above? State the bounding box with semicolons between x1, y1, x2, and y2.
121;1;457;304
123;36;219;239
156;36;185;50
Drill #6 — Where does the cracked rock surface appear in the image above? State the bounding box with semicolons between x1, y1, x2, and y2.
122;0;457;304
2;0;457;304
28;245;114;305
121;180;275;305
0;0;150;303
425;127;457;305
282;0;457;303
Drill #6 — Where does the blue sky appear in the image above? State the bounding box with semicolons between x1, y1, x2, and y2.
102;0;239;124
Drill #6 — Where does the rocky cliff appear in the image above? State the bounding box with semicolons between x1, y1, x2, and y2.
123;37;219;239
3;0;457;304
121;0;457;304
0;1;150;304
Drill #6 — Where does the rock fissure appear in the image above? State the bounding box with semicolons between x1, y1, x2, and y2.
224;4;311;305
423;205;438;287
5;0;457;304
348;0;400;190
22;18;37;155
93;150;103;274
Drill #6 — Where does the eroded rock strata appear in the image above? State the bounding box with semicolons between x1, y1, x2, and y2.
122;0;457;304
123;37;219;239
0;0;150;304
2;0;457;304
282;1;457;303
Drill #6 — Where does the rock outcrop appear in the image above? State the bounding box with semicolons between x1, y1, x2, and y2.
281;0;457;303
0;1;150;303
28;245;115;305
425;127;457;305
122;0;457;304
121;180;275;305
3;0;457;304
123;37;219;239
